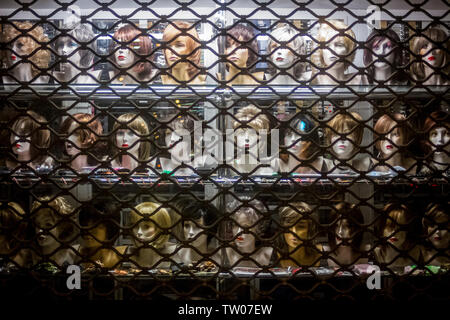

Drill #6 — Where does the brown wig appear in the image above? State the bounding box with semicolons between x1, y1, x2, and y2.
110;24;153;80
226;24;259;69
423;202;449;234
162;21;202;78
363;29;407;84
7;110;51;168
378;202;416;251
374;113;411;153
328;202;365;251
60;113;104;165
1;21;50;77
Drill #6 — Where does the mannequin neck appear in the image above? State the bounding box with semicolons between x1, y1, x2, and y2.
70;154;88;171
170;63;191;83
423;64;445;85
42;240;60;256
17;151;31;163
432;152;450;170
13;63;33;82
383;152;403;167
121;152;139;171
373;65;393;84
227;64;254;85
271;67;296;85
334;244;358;264
234;240;256;254
324;63;347;83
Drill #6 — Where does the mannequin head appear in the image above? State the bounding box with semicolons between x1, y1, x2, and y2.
314;20;356;71
60;113;103;166
79;200;120;249
411;27;450;82
226;198;268;251
380;203;415;250
326;112;363;160
278;203;318;253
130;202;171;250
374;113;410;159
422;111;450;160
173;198;219;247
0;202;26;254
267;24;306;77
8;111;51;168
54;23;96;71
1;21;50;78
163;21;201;78
163;114;195;163
364;29;406;84
328;202;364;250
422;202;449;251
233;105;270;153
111;24;153;80
226;24;259;71
31;196;77;251
111;113;150;164
283;113;320;161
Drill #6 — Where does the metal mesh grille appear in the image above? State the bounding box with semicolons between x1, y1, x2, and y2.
0;0;449;301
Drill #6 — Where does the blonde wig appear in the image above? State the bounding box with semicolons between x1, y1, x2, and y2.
162;21;202;78
313;20;356;70
233;105;270;131
1;21;50;77
31;196;77;242
111;113;151;163
326;112;364;147
130;202;171;249
410;27;450;82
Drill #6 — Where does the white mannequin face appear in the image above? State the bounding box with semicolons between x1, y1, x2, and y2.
114;38;139;68
235;128;258;152
165;36;188;67
9;39;26;65
427;221;449;250
184;218;206;246
323;31;348;67
226;37;249;69
383;219;407;249
165;129;190;162
65;134;81;156
331;134;355;159
284;131;302;154
116;129;140;155
335;219;353;246
270;43;295;68
57;37;81;67
133;219;158;245
34;211;59;248
11;122;31;157
372;38;395;68
232;211;256;249
420;40;444;68
284;219;309;249
429;127;450;154
82;223;107;248
380;127;401;157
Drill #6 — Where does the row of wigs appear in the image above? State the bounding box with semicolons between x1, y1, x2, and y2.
1;196;448;269
1;20;449;85
2;107;449;172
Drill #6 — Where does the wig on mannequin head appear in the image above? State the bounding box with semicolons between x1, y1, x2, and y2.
110;24;153;80
233;105;270;131
60;113;104;164
326;112;364;148
283;112;320;161
378;202;416;250
171;198;219;243
267;23;306;78
31;196;78;244
111;113;151;163
54;22;97;68
1;21;50;77
374;113;411;154
226;24;259;70
0;202;26;254
411;27;450;82
421;110;450;158
276;202;318;258
328;201;365;251
7;110;51;168
313;20;356;70
162;21;202;78
363;29;407;84
157;113;197;157
130;202;171;250
422;202;449;247
226;197;269;240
